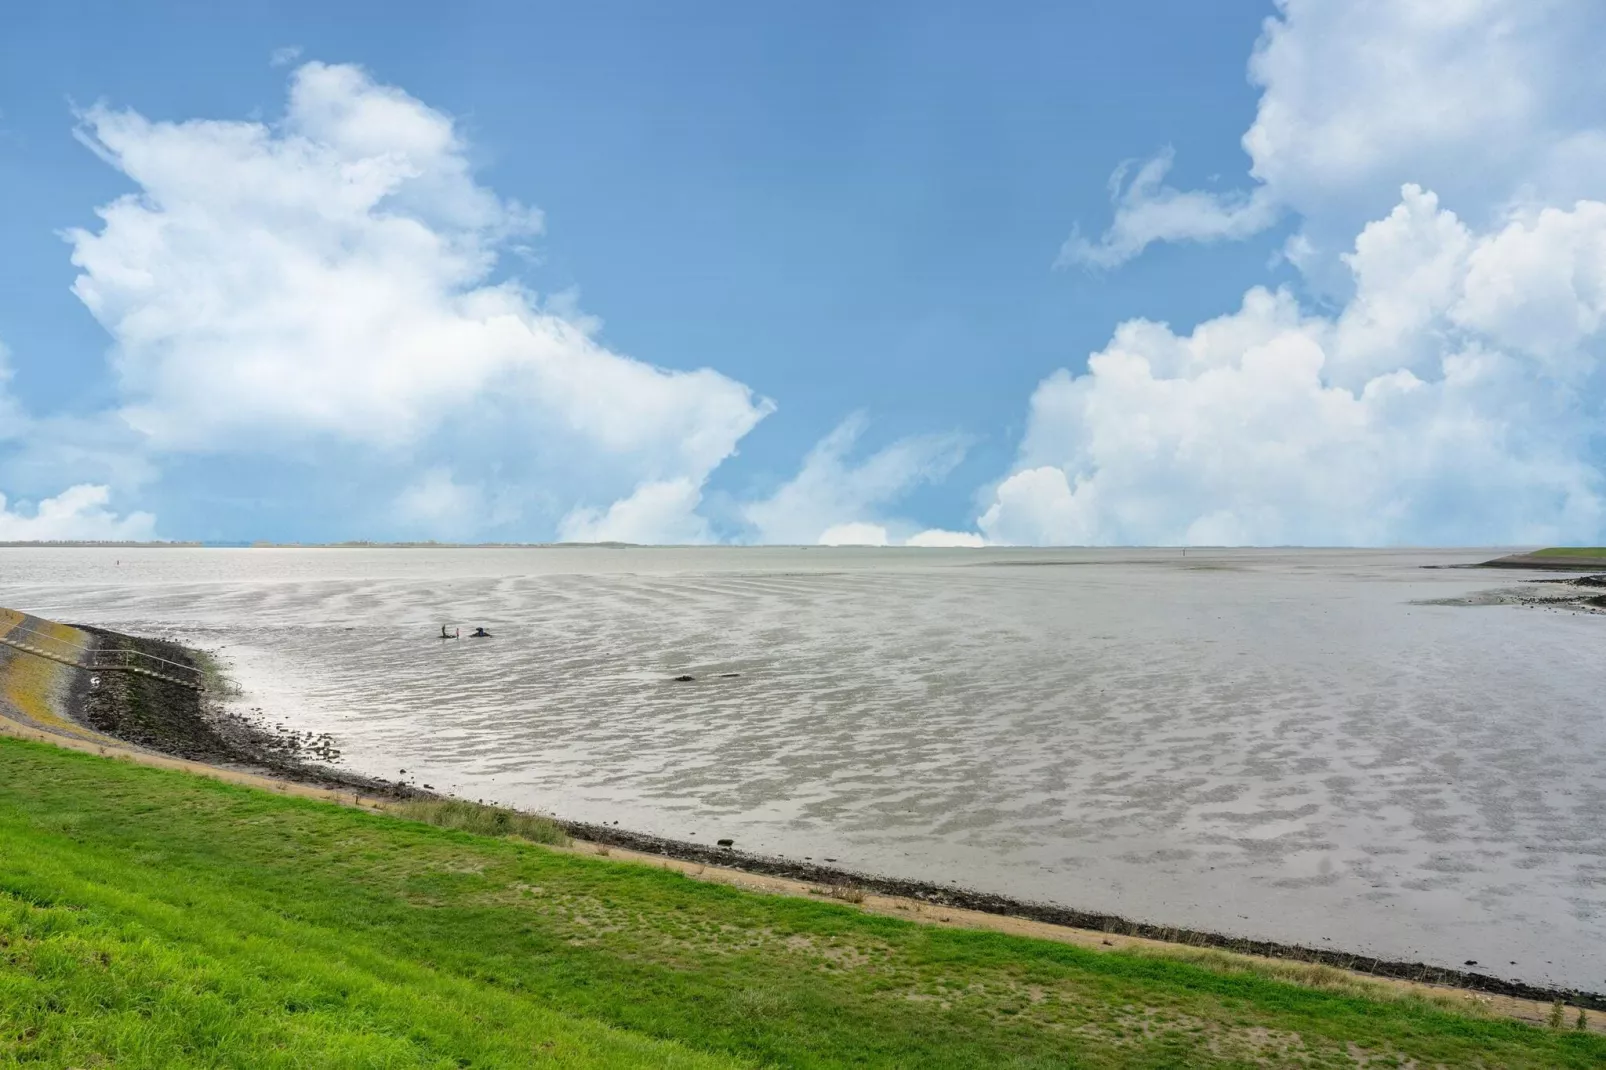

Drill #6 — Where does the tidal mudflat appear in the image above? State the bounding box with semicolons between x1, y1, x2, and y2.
2;546;1602;990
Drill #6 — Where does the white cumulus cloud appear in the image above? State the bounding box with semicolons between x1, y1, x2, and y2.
1066;0;1606;269
558;478;713;545
817;522;890;547
0;484;156;542
742;414;968;545
63;61;772;543
984;187;1606;546
904;529;986;547
1016;2;1606;546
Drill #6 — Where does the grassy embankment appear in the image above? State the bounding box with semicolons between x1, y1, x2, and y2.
2;739;1602;1068
1480;547;1606;570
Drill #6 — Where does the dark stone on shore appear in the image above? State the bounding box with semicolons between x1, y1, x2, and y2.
672;674;695;682
75;626;237;764
717;838;734;847
70;624;432;804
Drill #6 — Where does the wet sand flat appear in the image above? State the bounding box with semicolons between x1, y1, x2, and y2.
2;546;1602;990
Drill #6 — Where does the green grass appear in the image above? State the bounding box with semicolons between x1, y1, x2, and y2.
1527;547;1606;557
1;738;1601;1068
394;797;569;846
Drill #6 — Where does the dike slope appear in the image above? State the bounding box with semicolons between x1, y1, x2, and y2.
1480;548;1606;570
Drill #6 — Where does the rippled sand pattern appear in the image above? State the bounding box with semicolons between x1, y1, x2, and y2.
3;546;1602;989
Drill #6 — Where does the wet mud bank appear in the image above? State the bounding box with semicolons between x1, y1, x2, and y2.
70;621;1606;1014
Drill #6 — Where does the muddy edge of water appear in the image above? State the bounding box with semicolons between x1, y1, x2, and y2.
69;621;1606;1012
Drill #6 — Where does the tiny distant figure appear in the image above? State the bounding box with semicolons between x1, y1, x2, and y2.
470;627;492;638
440;625;460;640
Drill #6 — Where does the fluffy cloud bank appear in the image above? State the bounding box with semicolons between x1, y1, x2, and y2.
64;61;772;541
1004;1;1606;546
1067;0;1606;270
987;186;1606;545
0;485;155;542
814;523;985;548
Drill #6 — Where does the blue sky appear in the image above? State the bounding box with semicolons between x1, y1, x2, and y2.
1;1;1603;545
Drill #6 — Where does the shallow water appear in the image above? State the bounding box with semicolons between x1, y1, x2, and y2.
2;546;1602;989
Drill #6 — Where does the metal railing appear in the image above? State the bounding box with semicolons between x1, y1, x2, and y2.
0;617;205;692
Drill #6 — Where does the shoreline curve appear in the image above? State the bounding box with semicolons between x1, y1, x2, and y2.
2;606;1601;1019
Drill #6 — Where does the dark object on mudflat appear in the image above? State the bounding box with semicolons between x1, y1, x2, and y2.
719;672;741;678
469;627;492;638
672;674;695;682
717;838;734;847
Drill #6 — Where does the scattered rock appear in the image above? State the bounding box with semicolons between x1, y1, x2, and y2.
717;838;734;847
719;672;741;678
1465;960;1478;967
672;674;695;682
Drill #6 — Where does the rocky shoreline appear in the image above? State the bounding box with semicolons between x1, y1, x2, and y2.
73;624;430;801
1417;572;1606;612
62;621;1606;1014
